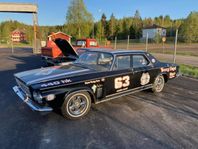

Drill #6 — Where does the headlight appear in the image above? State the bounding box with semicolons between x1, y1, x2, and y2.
33;91;43;103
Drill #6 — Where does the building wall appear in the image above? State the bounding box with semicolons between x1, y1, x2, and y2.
142;28;166;39
12;31;25;42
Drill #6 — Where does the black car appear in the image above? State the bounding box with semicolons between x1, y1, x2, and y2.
13;49;179;119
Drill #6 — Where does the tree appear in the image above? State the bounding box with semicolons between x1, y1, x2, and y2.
180;12;198;43
108;13;116;38
95;21;103;41
101;13;107;38
134;10;141;20
66;0;93;38
132;10;143;38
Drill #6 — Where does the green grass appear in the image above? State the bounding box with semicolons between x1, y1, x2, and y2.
180;64;198;79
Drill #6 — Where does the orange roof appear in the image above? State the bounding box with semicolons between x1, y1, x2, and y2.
48;32;72;38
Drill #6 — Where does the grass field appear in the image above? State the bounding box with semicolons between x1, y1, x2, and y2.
180;64;198;79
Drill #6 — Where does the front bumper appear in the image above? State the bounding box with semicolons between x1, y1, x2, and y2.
13;86;53;112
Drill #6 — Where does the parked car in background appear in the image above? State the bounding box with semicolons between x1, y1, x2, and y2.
74;38;99;49
13;49;179;120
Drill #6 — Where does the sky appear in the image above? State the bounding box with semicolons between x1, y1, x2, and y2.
0;0;197;26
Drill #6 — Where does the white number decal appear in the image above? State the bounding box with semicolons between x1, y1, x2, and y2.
123;76;130;87
114;76;130;89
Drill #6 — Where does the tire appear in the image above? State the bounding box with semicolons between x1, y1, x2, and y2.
61;91;91;120
152;75;165;93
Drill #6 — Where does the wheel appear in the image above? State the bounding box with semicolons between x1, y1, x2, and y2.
61;91;91;120
152;75;165;93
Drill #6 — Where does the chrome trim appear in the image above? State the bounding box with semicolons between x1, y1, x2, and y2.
106;84;152;98
13;86;53;112
95;85;153;104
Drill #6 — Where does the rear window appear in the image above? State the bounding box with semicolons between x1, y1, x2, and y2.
114;55;131;70
133;55;149;68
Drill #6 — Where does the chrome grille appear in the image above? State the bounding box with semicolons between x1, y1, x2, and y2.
16;78;31;96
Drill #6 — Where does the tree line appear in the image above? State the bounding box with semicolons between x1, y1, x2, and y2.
0;0;197;44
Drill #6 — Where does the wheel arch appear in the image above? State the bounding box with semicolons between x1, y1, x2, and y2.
64;87;96;103
161;72;168;82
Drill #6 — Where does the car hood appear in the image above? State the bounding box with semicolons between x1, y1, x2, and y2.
14;64;93;85
54;38;79;58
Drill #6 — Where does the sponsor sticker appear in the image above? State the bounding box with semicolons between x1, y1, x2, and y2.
85;79;101;85
161;66;176;73
41;79;72;88
169;72;176;78
140;73;150;85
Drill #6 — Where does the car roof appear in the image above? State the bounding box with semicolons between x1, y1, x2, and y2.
84;48;146;55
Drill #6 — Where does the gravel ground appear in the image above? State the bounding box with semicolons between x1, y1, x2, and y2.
0;48;197;149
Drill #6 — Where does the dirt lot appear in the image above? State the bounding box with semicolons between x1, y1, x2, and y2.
106;42;198;57
0;48;198;149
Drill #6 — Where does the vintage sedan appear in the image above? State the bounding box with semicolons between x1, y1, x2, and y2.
13;49;179;119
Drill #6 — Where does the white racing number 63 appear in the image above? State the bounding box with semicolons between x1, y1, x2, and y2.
114;75;130;89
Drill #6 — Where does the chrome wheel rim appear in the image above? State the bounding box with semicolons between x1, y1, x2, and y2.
68;94;88;116
155;76;164;92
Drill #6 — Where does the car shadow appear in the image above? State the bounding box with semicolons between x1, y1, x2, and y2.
0;48;46;149
130;91;198;120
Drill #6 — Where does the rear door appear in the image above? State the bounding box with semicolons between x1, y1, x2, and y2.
132;54;157;88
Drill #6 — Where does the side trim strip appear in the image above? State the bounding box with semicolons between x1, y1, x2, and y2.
106;84;152;98
95;84;152;104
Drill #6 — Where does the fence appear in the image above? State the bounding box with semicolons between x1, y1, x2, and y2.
99;35;198;57
0;36;33;53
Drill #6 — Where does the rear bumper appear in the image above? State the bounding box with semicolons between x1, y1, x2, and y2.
13;86;53;112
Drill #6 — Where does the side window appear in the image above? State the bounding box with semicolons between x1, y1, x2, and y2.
114;55;131;70
98;53;113;70
133;55;149;68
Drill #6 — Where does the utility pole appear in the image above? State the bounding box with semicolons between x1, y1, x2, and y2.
114;36;117;49
92;21;95;38
33;12;38;54
127;35;130;49
11;39;14;54
145;32;148;52
173;29;178;63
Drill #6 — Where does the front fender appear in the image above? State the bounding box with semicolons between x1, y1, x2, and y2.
64;87;96;103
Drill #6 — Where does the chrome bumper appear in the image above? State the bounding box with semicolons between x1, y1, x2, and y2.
13;86;53;112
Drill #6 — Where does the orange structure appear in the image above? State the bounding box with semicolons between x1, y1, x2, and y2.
41;32;72;58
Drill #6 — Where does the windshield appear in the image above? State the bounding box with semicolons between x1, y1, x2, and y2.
76;40;86;46
75;51;113;71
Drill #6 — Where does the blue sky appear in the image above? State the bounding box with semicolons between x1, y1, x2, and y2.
0;0;197;26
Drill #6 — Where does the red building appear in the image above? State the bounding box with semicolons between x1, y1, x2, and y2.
12;29;26;42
